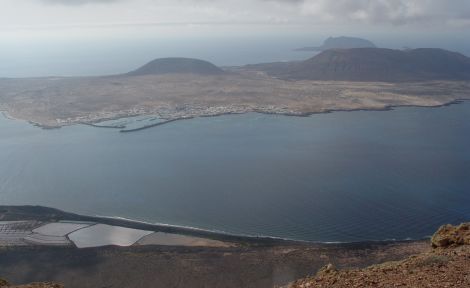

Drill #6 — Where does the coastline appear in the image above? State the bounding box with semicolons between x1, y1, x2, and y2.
119;118;186;133
0;205;294;246
0;205;430;246
80;122;126;129
0;110;20;122
8;98;467;132
0;205;437;288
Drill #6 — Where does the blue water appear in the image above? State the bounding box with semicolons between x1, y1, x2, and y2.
0;103;469;242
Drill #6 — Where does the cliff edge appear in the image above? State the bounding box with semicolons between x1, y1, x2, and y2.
287;223;470;288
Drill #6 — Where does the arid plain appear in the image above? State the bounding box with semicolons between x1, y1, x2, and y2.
1;69;469;128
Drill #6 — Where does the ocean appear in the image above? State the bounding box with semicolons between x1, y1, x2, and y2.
0;102;469;242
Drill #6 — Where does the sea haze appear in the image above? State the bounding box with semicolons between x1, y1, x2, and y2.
0;102;469;242
1;33;469;78
0;36;314;78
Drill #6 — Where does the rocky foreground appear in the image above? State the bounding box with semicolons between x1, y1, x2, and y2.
0;279;62;288
287;223;470;288
1;224;468;288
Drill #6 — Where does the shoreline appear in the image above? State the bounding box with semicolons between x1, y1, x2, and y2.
8;98;467;132
119;118;185;132
96;214;429;245
80;122;126;129
0;205;430;247
99;214;435;246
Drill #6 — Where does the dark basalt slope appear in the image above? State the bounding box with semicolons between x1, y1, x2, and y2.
255;48;470;82
127;57;224;76
296;36;376;51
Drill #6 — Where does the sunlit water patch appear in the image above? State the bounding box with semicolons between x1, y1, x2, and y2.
0;103;469;242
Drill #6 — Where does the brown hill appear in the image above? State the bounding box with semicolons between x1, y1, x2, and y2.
127;57;224;76
287;223;470;288
251;48;470;82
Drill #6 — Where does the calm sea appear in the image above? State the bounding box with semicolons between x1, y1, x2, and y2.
0;103;469;242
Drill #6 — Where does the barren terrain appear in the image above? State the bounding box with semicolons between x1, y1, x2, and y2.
0;239;429;288
1;70;468;128
0;206;430;288
287;223;470;288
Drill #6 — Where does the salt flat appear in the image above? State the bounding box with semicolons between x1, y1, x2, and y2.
68;224;154;248
0;221;38;246
33;222;93;236
1;219;235;248
24;233;71;246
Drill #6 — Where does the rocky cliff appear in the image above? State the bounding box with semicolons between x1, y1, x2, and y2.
287;223;470;288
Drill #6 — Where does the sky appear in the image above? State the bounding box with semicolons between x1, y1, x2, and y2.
2;0;470;31
1;0;470;77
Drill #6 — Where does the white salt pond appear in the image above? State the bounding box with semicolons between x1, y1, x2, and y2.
33;221;93;237
68;224;154;248
24;233;71;246
0;221;38;246
1;221;233;248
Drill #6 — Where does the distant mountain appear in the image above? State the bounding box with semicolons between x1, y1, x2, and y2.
296;36;376;52
250;48;470;82
127;57;224;76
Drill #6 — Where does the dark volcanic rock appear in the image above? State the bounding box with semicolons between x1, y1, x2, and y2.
127;57;224;76
296;36;376;51
255;48;470;82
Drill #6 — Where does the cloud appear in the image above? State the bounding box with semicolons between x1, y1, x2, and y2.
8;0;470;28
40;0;121;5
37;0;470;25
286;0;470;26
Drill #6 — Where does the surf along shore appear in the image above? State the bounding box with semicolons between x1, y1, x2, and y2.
0;205;437;288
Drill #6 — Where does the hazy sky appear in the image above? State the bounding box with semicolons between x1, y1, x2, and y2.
2;0;470;35
1;0;470;77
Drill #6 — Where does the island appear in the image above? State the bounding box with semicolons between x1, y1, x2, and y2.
295;36;377;51
0;48;470;130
